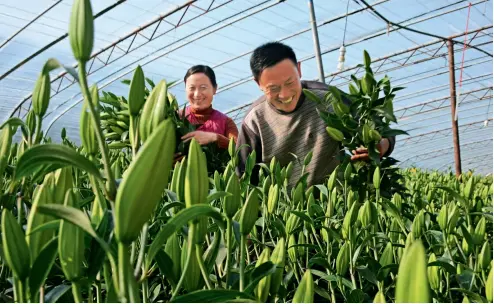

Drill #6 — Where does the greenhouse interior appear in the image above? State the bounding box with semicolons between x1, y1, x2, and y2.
0;0;492;303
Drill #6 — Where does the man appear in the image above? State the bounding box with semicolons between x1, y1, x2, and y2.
236;41;395;188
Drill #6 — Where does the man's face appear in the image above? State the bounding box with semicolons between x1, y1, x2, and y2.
257;59;302;113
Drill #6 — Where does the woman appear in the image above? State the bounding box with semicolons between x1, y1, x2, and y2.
179;65;238;151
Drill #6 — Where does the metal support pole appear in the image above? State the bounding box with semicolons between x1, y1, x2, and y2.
447;39;462;177
308;0;325;83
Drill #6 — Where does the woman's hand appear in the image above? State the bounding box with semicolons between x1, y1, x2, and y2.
181;130;218;145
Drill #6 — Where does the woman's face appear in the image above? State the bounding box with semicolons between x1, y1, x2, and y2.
186;73;216;111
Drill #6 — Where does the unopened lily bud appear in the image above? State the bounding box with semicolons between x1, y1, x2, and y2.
69;0;94;61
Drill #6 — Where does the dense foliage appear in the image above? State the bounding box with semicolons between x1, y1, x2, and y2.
0;0;491;303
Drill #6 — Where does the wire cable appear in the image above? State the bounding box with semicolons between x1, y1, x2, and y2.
357;0;493;57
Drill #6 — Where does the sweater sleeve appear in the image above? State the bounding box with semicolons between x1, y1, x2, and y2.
216;117;239;149
235;121;263;185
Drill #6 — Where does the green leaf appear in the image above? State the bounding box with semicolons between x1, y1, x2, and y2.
204;230;222;274
87;212;111;280
244;261;277;294
145;77;156;89
328;86;343;103
155;250;178;286
171;289;254;303
450;288;486;303
43;58;79;81
232;220;242;244
309;257;331;269
271;216;286;239
303;89;322;104
1;117;29;139
363;50;371;68
353;235;372;264
36;204;112;257
376;264;399;282
310;269;354;289
314;185;328;199
145;205;225;271
460;224;474;248
383;201;407;234
373;107;397;123
207;191;232;204
26;219;60;236
356;265;378;285
457;269;475;290
436;186;468;209
380;129;409;137
15;144;102;181
314;285;332;301
428;260;456;275
348;289;366;303
161;201;185;214
29;237;59;298
289;210;313;226
44;285;71;303
288;244;320;251
258;163;271;175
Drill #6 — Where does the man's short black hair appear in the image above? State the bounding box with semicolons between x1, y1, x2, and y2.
250;42;298;82
184;64;218;88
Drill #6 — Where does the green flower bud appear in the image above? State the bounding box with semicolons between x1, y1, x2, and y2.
69;0;94;61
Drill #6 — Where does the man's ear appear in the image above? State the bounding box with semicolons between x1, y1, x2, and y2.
297;61;302;78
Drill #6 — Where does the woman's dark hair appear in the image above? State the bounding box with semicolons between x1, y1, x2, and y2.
250;42;298;82
184;65;217;88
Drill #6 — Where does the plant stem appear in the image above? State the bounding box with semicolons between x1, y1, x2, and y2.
129;115;138;158
142;278;148;303
453;234;467;262
130;242;136;265
225;217;233;288
350;266;357;290
118;242;130;302
40;286;44;303
344;180;348;212
292;262;301;284
240;234;247;291
96;274;102;303
312;228;324;253
171;224;195;301
196;244;213;290
35;115;42;144
13;278;24;303
88;283;93;303
134;223;149;278
72;282;84;303
262;205;266;245
77;61;116;200
16;199;24;228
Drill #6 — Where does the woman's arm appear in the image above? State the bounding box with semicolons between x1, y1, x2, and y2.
216;117;239;149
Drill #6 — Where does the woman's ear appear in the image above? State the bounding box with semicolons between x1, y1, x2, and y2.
297;62;302;78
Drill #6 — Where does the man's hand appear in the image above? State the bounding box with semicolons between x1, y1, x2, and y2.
181;131;218;145
351;138;390;161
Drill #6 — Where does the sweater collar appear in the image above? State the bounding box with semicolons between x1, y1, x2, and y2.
189;105;214;116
